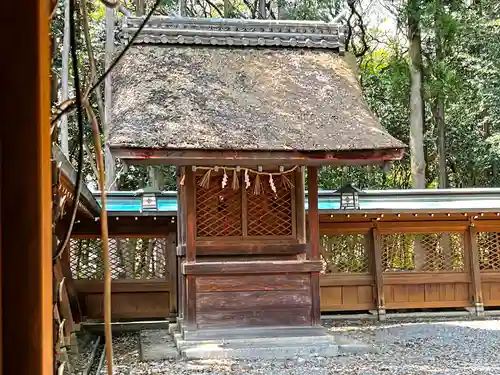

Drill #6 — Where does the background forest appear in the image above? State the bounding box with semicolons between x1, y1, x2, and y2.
51;0;500;192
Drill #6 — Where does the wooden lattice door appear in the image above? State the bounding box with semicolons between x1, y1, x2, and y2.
195;170;296;240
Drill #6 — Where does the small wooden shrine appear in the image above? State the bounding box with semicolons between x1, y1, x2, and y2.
109;16;404;338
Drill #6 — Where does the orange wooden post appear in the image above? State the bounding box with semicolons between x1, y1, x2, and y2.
467;223;484;316
307;166;321;325
295;167;306;246
371;226;386;320
2;0;53;372
184;167;197;328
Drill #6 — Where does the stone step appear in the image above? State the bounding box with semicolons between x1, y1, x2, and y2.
139;330;179;361
139;327;376;362
181;342;340;360
174;333;338;350
181;325;328;341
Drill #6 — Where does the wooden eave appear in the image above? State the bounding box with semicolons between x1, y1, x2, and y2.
53;146;101;219
110;147;405;167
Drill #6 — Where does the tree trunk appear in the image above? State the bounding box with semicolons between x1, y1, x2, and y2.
258;0;266;18
136;0;145;16
408;0;426;189
408;0;426;270
148;166;164;190
179;0;187;16
60;0;70;157
118;162;128;190
104;7;116;189
434;0;447;189
223;0;230;17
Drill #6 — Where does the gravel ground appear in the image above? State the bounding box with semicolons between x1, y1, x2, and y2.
97;318;500;375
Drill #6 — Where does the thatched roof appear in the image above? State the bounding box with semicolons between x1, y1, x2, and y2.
109;17;404;153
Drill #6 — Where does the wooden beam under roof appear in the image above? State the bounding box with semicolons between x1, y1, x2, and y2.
111;148;405;167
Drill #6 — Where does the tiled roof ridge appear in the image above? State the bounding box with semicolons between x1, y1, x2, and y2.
123;16;345;51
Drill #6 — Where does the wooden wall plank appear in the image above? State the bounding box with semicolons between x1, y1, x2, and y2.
197;307;312;329
196;290;312;312
320;286;342;308
481;282;500;307
320;222;372;234
383;272;470;284
385;300;469;309
407;285;425;302
72;216;176;237
320;274;373;286
183;260;322;275
84;292;170;320
75;280;171;293
195;243;307;256
377;221;468;233
196;274;310;293
196;254;298;262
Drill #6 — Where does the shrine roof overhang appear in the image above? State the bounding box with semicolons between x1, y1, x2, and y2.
109;16;405;166
94;188;500;216
53;145;101;219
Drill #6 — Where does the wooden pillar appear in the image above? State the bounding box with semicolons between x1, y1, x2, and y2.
371;226;386;320
175;170;184;320
307;167;319;260
184;167;197;328
307;166;320;325
167;232;177;315
467;223;484;316
2;0;53;372
295;167;306;246
185;167;196;263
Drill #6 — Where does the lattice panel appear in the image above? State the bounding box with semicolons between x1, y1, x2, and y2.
69;238;168;280
320;234;370;273
381;232;465;272
247;176;294;237
477;232;500;271
196;172;242;237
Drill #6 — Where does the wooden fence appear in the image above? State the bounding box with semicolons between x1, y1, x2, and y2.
70;233;177;320
69;220;500;320
320;220;500;314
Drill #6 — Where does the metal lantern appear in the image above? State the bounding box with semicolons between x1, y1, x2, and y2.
336;184;361;210
142;193;158;211
140;186;159;211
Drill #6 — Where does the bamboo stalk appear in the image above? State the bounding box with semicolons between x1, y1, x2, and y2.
84;100;113;375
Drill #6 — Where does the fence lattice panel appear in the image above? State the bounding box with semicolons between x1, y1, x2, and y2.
320;234;370;274
477;232;500;271
381;232;465;272
196;172;242;237
247;176;294;236
69;238;168;280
